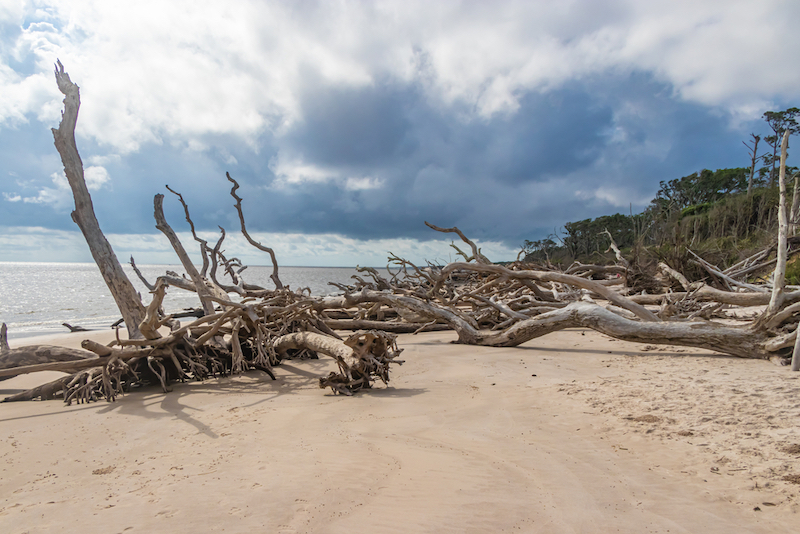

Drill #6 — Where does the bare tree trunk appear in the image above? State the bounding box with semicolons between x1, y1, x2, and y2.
51;61;145;338
153;194;224;316
0;323;8;354
767;130;791;317
791;322;800;371
745;134;760;198
791;172;800;236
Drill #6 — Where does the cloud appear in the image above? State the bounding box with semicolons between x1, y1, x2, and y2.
84;165;110;190
0;1;798;265
0;225;518;267
8;165;109;209
3;1;798;148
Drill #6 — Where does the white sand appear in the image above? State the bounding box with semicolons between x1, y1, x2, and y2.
1;328;798;532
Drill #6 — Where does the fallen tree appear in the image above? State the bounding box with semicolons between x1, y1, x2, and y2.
4;63;799;405
2;63;404;402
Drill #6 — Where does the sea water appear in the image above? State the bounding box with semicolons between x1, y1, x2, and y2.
0;262;367;340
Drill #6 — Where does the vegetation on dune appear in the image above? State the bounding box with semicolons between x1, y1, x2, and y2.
523;107;800;281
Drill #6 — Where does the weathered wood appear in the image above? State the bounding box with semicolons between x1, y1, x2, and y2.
0;323;8;353
274;332;358;365
62;323;90;332
767;129;791;316
166;185;212;277
2;374;74;402
51;61;146;338
227;173;284;289
324;319;451;333
601;229;629;268
0;345;98;378
791;322;800;371
154;193;226;315
425;221;491;264
139;278;167;340
129;256;156;291
687;250;767;293
435;262;660;322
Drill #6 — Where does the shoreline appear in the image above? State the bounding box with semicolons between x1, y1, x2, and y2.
1;328;798;532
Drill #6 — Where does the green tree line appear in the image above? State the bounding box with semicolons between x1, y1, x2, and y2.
523;107;799;265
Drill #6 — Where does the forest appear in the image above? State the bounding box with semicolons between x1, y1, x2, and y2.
524;107;800;279
1;64;799;406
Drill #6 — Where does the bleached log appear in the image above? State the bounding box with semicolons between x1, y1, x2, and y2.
274;331;358;365
687;250;768;293
469;301;769;355
630;287;800;307
324;319;450;333
51;61;146;338
0;323;8;353
0;345;98;378
434;262;660;322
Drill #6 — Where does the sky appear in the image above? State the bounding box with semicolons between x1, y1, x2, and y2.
1;0;799;267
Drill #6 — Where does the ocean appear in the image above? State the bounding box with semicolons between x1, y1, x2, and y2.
0;262;366;340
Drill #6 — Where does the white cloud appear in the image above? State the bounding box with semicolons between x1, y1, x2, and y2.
269;156;335;187
84;165;110;190
344;176;383;191
1;0;797;153
16;166;108;207
21;171;71;207
269;153;385;191
3;193;22;202
574;186;651;209
0;225;519;266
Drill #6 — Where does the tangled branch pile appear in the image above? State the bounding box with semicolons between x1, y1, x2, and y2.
2;63;799;406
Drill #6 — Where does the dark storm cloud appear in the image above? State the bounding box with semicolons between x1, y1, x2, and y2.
3;70;781;254
223;72;775;249
240;79;614;243
286;80;417;167
6;60;795;262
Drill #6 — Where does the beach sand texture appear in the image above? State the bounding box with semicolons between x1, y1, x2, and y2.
1;328;798;533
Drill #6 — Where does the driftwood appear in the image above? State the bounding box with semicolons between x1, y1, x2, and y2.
0;345;98;378
9;63;800;408
425;221;491;264
51;60;146;338
1;323;8;353
273;330;404;395
227;173;283;289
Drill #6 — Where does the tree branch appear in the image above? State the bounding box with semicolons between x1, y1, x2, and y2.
227;172;283;289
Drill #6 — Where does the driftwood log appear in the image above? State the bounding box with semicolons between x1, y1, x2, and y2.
51;60;146;338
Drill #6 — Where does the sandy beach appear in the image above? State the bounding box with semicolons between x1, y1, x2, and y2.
1;327;798;533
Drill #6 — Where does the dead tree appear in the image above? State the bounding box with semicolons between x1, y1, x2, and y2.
425;221;491;264
2;63;404;403
227;173;283;289
51;60;145;338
